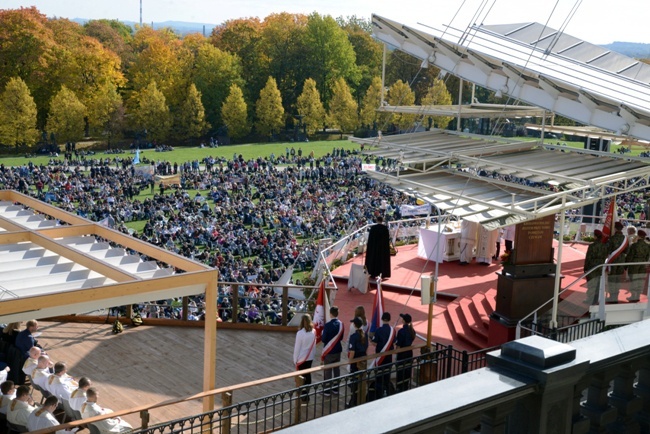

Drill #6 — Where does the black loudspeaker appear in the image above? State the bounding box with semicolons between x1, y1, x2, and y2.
582;201;603;224
584;137;610;152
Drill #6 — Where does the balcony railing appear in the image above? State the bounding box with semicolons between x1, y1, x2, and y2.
30;343;493;434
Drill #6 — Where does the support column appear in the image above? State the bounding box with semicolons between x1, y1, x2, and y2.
203;270;218;412
609;362;642;433
581;371;618;432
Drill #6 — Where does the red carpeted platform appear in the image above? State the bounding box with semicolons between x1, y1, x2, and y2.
329;240;599;352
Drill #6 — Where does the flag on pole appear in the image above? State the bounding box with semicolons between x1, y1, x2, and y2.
369;277;385;334
601;199;615;243
313;279;330;343
605;234;628;273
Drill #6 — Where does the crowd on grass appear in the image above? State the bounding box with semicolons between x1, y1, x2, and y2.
2;145;647;323
0;147;416;323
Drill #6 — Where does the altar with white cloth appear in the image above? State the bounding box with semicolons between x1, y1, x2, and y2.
417;225;462;262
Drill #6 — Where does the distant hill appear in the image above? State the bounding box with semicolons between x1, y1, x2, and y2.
601;42;650;60
72;18;217;36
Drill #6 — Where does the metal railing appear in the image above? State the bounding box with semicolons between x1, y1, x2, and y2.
32;343;493;434
516;261;650;340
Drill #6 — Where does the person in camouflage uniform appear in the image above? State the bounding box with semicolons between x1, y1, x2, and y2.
624;229;650;301
606;222;627;302
584;230;608;304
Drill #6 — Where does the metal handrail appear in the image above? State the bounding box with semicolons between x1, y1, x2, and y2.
516;261;650;339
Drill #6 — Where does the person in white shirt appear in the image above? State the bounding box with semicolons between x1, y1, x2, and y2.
31;355;54;393
0;380;16;414
69;377;91;412
81;387;133;433
293;314;316;403
27;395;74;433
7;385;36;427
0;364;10;383
23;346;42;377
48;361;78;401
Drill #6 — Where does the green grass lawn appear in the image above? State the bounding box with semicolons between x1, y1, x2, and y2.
0;139;360;168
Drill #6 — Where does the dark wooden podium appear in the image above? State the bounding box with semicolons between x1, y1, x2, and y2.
488;215;557;346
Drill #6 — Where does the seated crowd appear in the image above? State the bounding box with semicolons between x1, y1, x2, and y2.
0;321;132;433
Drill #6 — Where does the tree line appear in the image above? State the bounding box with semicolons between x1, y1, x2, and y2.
0;7;469;148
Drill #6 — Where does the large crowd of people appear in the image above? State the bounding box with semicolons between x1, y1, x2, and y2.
0;146;422;322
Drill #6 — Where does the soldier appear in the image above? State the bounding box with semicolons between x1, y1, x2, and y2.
625;229;650;301
606;222;627;302
584;230;608;304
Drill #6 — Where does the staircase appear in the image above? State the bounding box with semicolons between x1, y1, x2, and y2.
445;289;496;351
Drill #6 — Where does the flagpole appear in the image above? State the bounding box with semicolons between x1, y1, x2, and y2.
550;197;567;328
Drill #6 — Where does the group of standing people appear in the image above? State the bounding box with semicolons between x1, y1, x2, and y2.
584;221;650;304
293;304;416;408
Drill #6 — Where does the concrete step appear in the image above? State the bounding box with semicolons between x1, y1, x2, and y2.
471;292;492;328
445;301;486;351
459;297;489;340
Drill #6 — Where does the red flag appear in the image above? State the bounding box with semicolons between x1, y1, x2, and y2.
313;280;328;343
601;200;615;243
369;278;385;334
605;235;629;273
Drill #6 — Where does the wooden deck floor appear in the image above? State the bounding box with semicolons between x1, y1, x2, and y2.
39;321;300;427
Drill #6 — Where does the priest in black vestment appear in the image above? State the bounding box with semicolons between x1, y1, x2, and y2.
365;216;392;278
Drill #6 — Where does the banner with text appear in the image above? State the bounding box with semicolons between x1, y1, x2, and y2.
400;204;431;217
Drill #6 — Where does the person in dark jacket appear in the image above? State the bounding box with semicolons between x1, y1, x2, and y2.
346;316;368;408
395;313;416;392
365;216;391;279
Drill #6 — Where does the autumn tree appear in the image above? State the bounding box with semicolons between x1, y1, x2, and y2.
86;82;125;146
174;83;209;142
360;76;383;129
130;81;171;142
388;80;416;131
221;84;250;139
46;86;87;144
255;77;284;139
211;18;266;106
0;8;59;125
84;19;135;72
0;77;39;148
327;77;358;137
296;78;325;135
421;77;453;129
303;13;360;106
336;16;382;105
192;43;244;132
260;13;308;112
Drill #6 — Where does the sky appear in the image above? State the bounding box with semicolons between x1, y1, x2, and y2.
3;0;649;45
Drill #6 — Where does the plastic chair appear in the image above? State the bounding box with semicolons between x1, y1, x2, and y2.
6;420;28;433
62;399;79;422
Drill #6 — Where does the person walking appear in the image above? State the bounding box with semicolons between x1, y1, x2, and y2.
321;306;344;396
395;313;416;392
346;317;368;408
293;314;316;402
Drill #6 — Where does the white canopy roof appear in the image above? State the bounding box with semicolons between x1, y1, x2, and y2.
352;129;650;228
0;191;216;323
372;16;650;142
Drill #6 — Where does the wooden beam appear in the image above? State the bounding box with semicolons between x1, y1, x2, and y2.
0;230;31;244
0;271;212;316
203;269;218;412
91;225;210;272
29;232;137;282
0;190;91;225
36;224;96;238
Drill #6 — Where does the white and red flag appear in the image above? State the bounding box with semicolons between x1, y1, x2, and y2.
601;200;616;243
313;279;330;343
369;277;385;334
